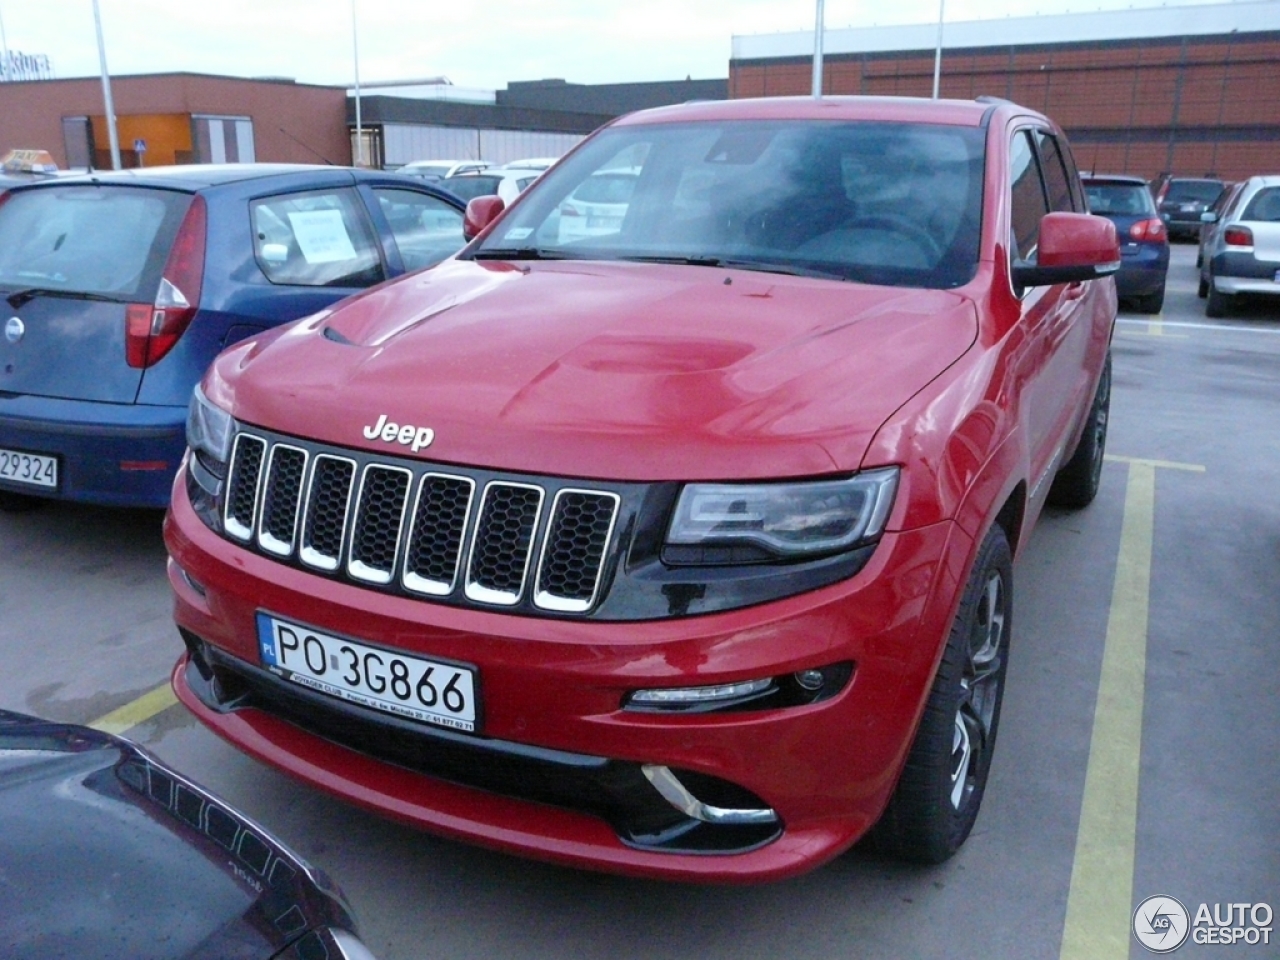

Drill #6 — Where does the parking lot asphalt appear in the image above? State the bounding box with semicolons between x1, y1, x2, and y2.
0;243;1275;959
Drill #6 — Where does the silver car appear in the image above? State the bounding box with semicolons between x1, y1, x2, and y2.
1198;174;1280;317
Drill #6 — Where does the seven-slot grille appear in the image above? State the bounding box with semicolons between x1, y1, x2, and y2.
222;431;620;614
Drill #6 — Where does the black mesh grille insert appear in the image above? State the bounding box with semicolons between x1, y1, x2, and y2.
350;467;411;578
301;457;355;566
404;474;473;591
217;430;623;616
260;446;307;550
225;436;266;538
538;492;618;605
468;484;542;599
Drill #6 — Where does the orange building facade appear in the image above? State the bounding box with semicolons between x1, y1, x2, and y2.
0;73;349;170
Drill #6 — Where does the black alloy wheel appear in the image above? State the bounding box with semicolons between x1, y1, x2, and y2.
866;523;1013;864
1048;351;1111;509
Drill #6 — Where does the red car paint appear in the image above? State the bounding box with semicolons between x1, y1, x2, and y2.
166;96;1117;882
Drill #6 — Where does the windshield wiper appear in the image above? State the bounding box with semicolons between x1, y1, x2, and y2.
6;287;126;309
619;254;850;283
469;248;576;262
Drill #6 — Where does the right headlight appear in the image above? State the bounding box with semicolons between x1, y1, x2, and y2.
186;383;233;497
665;467;899;563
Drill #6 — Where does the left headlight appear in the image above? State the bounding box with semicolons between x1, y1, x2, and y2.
186;383;233;497
665;468;899;563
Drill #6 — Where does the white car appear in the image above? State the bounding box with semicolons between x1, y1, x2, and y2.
442;167;542;205
499;157;559;172
399;159;490;181
557;169;638;242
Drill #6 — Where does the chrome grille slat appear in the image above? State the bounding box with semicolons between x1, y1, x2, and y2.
464;482;544;606
257;445;308;556
221;430;616;615
348;465;413;585
403;473;475;596
534;490;620;613
224;435;267;541
300;455;356;571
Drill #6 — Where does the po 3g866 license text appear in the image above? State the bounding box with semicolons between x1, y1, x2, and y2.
256;613;477;732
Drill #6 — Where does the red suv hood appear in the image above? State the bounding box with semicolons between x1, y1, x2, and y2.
214;259;977;481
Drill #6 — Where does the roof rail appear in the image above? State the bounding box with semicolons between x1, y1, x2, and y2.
975;95;1014;105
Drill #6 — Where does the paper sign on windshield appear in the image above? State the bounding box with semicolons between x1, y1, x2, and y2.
288;209;358;264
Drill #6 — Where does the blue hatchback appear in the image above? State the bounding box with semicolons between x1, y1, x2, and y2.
0;164;465;509
1082;174;1170;313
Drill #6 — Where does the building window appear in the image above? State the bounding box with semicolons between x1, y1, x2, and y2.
192;116;255;163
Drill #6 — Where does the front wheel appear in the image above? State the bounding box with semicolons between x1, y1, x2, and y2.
1047;351;1111;509
867;524;1013;864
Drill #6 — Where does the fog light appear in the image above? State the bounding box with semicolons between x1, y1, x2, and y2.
794;669;825;691
629;677;772;707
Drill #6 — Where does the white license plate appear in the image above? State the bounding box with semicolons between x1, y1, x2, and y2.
256;613;478;732
0;447;57;489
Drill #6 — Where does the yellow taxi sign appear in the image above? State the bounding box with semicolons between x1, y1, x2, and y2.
1;149;58;174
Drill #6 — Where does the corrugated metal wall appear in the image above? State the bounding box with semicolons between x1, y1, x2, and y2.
383;124;585;166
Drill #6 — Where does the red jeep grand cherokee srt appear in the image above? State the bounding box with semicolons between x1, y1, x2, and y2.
166;96;1118;882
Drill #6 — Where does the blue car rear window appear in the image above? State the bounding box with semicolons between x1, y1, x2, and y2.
1085;183;1156;216
0;185;188;300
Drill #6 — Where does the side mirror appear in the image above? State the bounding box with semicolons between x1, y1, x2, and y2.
1012;211;1120;288
1200;211;1219;224
463;195;505;241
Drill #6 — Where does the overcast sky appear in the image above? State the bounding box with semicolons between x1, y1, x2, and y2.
0;0;1243;91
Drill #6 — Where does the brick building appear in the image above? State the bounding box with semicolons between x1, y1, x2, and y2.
730;0;1280;181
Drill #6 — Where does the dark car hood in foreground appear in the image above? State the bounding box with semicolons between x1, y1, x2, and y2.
210;259;978;480
0;711;358;960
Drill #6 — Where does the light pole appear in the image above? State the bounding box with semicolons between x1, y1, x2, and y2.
932;0;946;99
0;5;11;83
92;0;121;170
811;0;825;99
351;0;364;167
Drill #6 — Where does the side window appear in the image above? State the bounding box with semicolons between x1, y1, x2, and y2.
374;188;465;272
251;188;384;288
1010;130;1048;260
1035;131;1079;213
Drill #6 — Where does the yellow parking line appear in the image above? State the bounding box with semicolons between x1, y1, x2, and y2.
1059;459;1157;959
1104;454;1204;472
1059;456;1204;958
88;681;178;736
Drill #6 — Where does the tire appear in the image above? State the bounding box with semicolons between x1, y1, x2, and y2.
0;490;45;513
1197;277;1208;299
1206;282;1234;318
1047;351;1111;509
1134;285;1164;314
868;524;1013;864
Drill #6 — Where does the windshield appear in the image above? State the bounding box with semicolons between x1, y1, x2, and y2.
1165;180;1223;204
1084;182;1156;216
469;120;986;289
0;185;187;300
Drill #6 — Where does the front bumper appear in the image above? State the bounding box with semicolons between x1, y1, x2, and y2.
0;394;186;507
166;466;968;882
